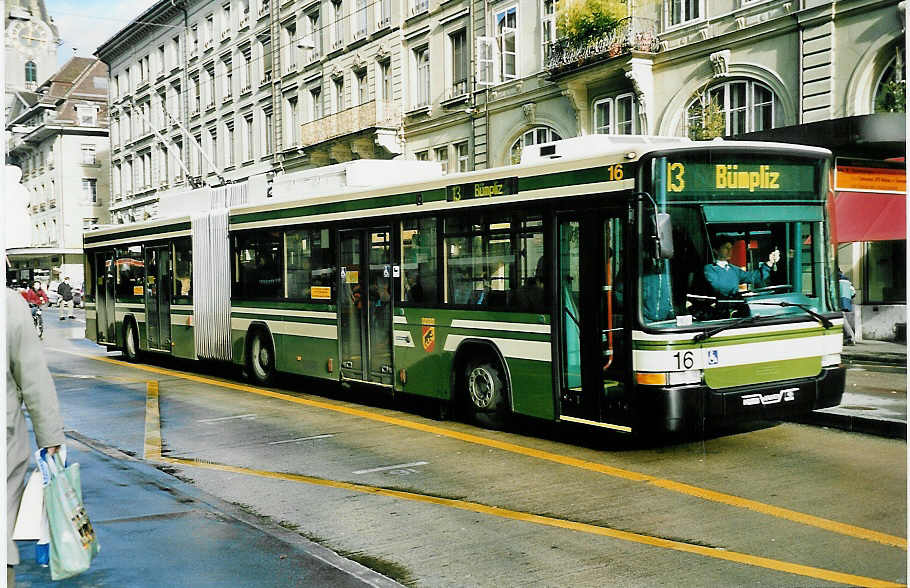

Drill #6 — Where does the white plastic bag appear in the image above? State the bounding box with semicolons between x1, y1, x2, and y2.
12;469;44;540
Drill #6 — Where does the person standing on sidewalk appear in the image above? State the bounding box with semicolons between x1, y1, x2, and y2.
838;268;856;345
6;288;64;587
57;276;75;319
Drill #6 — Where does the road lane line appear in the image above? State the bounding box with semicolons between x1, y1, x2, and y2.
144;381;161;460
52;347;908;550
352;461;429;475
197;413;257;423
268;434;336;445
159;455;905;588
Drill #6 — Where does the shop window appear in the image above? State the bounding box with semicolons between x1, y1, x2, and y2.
865;240;906;304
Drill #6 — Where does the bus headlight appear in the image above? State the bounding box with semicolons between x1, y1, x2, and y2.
821;353;841;367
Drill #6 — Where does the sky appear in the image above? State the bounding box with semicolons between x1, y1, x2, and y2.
46;0;160;66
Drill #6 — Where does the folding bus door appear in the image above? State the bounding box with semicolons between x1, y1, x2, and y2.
338;228;393;385
556;211;630;431
95;250;117;344
145;245;172;352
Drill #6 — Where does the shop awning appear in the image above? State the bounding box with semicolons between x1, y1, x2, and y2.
834;191;906;243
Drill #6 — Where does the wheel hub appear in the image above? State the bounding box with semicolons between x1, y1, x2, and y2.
468;367;495;408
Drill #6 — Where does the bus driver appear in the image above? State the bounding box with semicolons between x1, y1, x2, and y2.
704;239;780;298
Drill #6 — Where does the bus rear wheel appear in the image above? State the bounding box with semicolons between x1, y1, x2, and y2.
248;330;275;385
464;358;509;429
124;320;140;362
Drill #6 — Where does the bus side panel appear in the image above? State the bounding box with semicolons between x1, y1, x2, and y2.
231;328;247;367
506;358;555;420
170;312;195;359
85;304;98;343
274;333;338;380
394;340;453;400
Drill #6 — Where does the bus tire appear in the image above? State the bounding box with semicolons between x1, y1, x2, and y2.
124;320;140;362
247;329;276;386
464;357;510;429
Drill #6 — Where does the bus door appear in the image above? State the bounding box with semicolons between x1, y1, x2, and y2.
556;212;629;431
95;250;117;344
145;245;172;352
338;228;393;385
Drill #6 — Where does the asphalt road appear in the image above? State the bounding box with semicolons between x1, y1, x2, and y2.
40;308;908;587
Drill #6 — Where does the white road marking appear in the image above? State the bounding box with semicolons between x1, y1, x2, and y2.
268;434;336;445
197;413;257;423
352;461;428;475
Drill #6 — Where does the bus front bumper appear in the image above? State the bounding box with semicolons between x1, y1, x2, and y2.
636;366;846;434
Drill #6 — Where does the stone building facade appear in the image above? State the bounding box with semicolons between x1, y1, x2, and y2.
6;56;111;285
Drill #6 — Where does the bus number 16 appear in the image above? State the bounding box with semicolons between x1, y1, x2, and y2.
673;351;695;369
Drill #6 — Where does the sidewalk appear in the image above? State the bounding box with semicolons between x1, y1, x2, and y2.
13;434;403;588
794;339;907;439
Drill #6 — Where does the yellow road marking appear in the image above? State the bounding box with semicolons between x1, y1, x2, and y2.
58;347;907;551
160;455;904;588
144;381;162;460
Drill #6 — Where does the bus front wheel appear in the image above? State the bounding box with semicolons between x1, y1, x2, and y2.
124;320;140;362
464;358;509;429
248;330;275;385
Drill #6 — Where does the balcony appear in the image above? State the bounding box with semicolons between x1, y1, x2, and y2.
300;100;401;147
545;17;660;75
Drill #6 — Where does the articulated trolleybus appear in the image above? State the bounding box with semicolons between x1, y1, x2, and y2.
84;136;845;436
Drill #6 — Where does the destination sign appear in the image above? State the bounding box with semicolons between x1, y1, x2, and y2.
447;177;519;202
663;161;818;199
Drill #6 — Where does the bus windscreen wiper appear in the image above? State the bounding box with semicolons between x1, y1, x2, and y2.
693;315;762;343
748;301;833;329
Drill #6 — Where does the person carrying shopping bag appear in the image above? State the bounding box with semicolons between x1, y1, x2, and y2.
6;288;65;587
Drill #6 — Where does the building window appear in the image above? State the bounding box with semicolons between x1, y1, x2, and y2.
193;133;203;176
306;10;322;59
667;0;701;27
263;108;273;155
353;0;367;39
593;93;638;135
355;70;368;105
455;141;470;172
222;56;233;98
864;240;906;304
222;3;232;35
81;144;97;165
686;79;777;138
242;47;252;92
207;127;218;170
414;45;430;108
260;37;272;82
225;122;235;166
874;45;905;113
434;146;449;174
510;126;561;164
415;150;429;161
541;0;556;63
495;6;518;81
82;179;98;203
25;61;37;83
283;21;297;72
285;94;298;145
243;113;254;160
332;0;343;49
310;86;323;120
83;218;99;230
378;0;391;27
379;60;391;101
334;77;344;112
449;29;468;98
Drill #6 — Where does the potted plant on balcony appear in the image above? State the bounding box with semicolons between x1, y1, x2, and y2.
556;0;624;53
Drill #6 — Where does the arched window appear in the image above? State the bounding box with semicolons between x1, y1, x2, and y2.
874;44;905;113
25;61;37;83
510;126;562;164
686;79;776;139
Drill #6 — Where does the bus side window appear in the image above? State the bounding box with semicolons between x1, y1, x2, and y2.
400;217;437;304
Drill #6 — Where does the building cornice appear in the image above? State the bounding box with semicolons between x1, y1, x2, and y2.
94;0;184;62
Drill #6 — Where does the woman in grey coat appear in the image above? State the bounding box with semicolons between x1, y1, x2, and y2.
7;288;64;585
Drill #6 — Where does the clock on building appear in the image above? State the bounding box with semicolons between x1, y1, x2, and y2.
8;19;51;52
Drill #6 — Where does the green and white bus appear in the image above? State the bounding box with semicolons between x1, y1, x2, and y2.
84;136;845;435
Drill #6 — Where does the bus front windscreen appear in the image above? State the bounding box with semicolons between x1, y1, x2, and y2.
639;152;839;328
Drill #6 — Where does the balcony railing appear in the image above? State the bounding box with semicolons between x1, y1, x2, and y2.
300;100;401;146
545;17;660;73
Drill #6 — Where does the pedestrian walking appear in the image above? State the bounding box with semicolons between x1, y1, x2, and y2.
6;288;65;587
57;276;75;319
838;268;856;345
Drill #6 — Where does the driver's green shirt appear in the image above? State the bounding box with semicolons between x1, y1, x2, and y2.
704;262;770;297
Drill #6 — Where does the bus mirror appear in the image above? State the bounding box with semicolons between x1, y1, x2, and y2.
655;213;674;259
